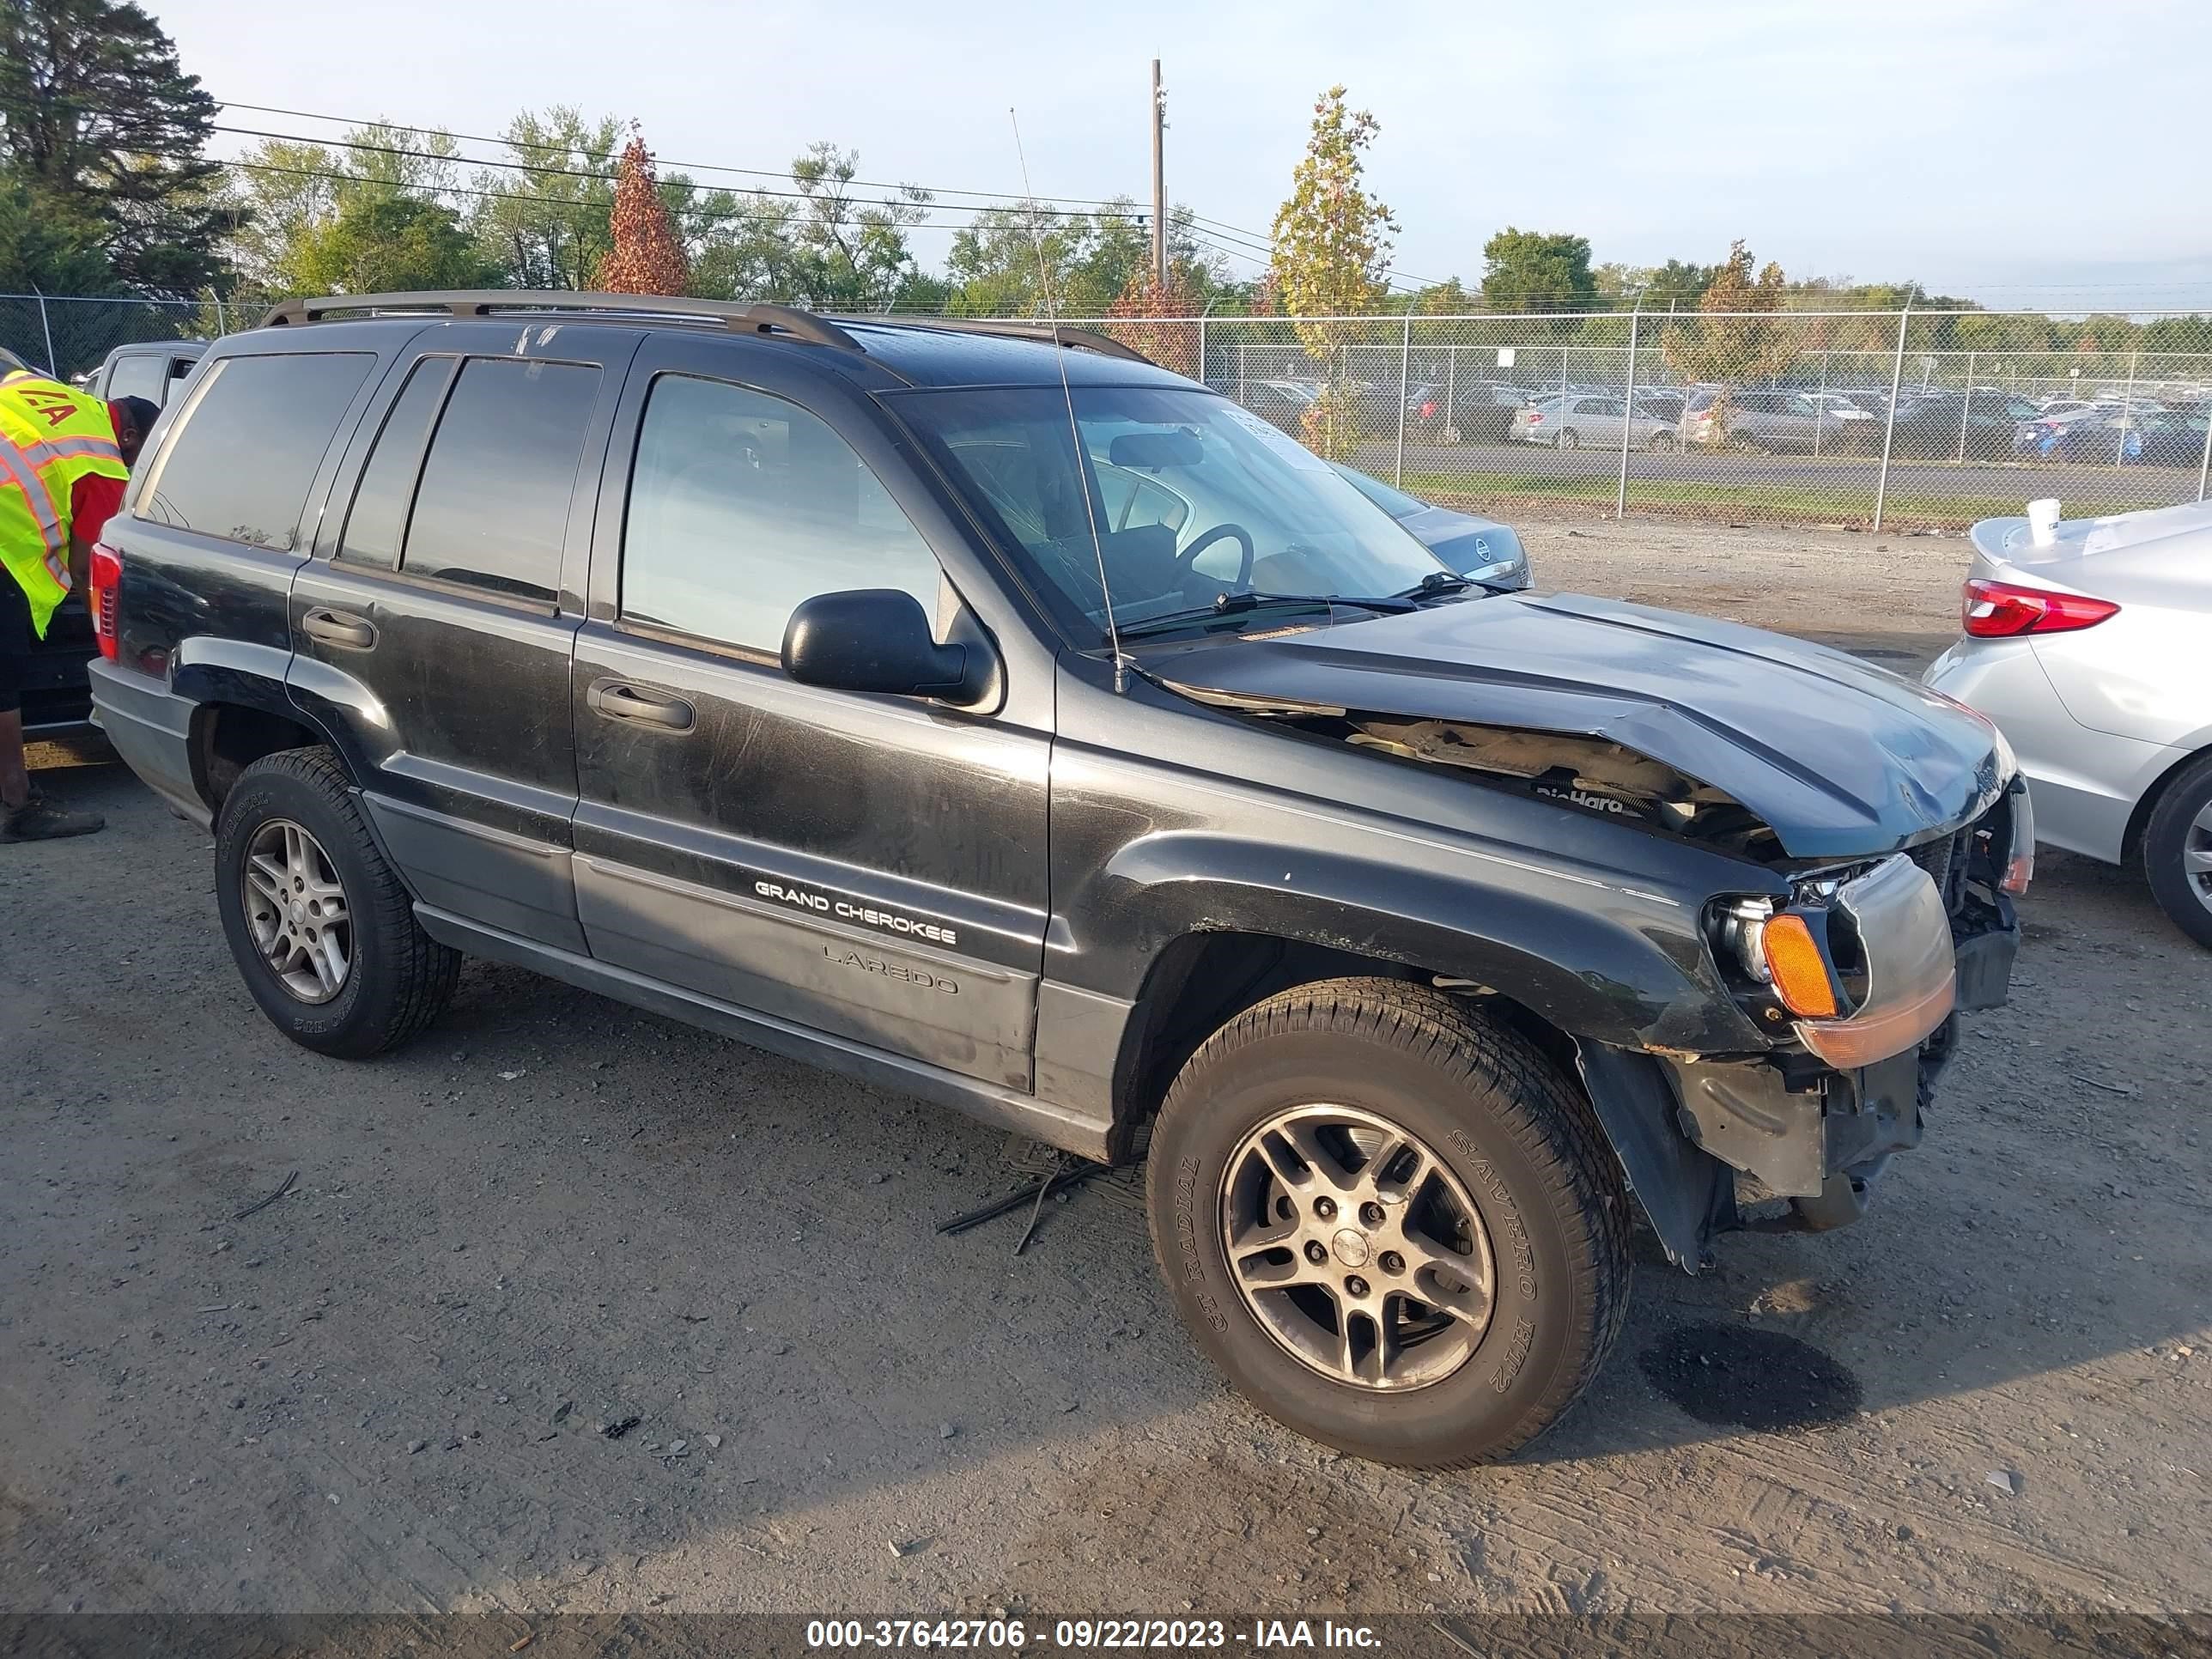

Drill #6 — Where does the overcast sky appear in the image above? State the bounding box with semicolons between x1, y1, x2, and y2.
158;0;2207;310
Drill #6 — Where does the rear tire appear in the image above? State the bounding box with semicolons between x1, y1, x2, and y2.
1648;432;1674;453
1145;977;1632;1468
214;747;460;1056
1556;428;1580;451
2142;754;2212;950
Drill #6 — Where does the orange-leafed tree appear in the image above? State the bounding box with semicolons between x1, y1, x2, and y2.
594;125;690;296
1103;268;1204;379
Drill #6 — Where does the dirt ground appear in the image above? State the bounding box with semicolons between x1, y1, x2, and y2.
3;517;2208;1627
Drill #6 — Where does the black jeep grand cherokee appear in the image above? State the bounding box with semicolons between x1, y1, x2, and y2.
89;292;2024;1467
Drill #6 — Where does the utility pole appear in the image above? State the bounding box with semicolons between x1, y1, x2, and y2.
1150;59;1167;290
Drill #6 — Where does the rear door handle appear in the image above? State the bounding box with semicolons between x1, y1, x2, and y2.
301;607;376;650
587;678;695;732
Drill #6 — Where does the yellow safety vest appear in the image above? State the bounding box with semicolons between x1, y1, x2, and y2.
0;368;131;639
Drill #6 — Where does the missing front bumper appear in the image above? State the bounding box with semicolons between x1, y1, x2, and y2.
1664;1007;1964;1232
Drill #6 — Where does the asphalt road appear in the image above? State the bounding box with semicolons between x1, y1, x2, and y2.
3;532;2208;1626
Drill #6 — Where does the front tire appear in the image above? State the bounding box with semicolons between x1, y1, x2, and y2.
1145;978;1631;1468
214;748;461;1056
2142;754;2212;950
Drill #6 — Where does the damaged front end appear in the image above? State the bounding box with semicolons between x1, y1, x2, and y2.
1345;716;1784;860
1669;777;2027;1240
1152;592;2032;1265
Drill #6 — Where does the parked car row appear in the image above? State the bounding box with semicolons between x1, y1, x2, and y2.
2014;401;2211;467
1238;372;2209;471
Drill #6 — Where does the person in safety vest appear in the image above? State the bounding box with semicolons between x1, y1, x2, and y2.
0;368;160;842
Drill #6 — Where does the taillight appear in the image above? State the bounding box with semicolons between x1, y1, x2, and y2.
1527;412;1544;424
1962;577;2118;639
89;541;122;660
1420;401;1436;419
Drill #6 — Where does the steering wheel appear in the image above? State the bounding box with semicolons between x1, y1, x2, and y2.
1176;522;1255;591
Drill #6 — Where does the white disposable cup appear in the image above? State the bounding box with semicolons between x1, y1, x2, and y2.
2027;498;2061;547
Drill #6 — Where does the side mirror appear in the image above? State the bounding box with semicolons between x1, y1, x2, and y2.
782;588;982;702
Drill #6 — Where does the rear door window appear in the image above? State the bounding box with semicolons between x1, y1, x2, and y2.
398;356;601;603
138;352;374;550
337;357;458;568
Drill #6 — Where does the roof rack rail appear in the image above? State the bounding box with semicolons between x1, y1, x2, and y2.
258;292;864;352
833;313;1154;367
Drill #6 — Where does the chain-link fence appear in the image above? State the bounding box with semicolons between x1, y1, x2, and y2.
1074;307;2212;532
0;293;240;385
14;291;2212;532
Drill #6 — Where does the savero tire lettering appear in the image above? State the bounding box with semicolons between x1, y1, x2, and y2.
754;880;958;946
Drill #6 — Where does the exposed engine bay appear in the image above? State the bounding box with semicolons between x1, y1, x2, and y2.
1297;711;1785;860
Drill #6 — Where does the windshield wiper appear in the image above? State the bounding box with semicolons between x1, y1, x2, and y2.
1116;590;1413;641
1395;570;1475;600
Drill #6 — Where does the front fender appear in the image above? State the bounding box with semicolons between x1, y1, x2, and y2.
1574;1040;1729;1269
1094;830;1769;1056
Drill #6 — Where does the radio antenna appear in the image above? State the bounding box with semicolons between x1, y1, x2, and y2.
1009;106;1128;694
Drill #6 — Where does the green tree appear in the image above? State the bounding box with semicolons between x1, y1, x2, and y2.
1593;258;1716;308
0;0;226;295
468;107;621;289
676;183;801;301
1269;86;1396;458
1648;258;1717;307
781;143;933;309
225;125;466;294
290;193;502;295
0;168;118;293
945;197;1211;318
1479;228;1595;313
1412;276;1474;314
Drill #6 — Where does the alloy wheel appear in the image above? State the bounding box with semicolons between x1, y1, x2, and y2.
241;817;352;1004
2185;800;2212;919
1219;1103;1496;1391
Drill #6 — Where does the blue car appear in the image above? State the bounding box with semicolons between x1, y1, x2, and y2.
1328;464;1531;590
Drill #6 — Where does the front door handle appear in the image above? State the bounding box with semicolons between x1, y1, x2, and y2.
301;607;376;650
587;678;695;732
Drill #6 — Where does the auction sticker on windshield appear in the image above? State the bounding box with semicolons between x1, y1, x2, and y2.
1217;404;1330;471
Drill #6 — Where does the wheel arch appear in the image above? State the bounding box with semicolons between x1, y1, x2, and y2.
188;699;337;815
169;641;360;815
2121;738;2212;865
1100;929;1730;1272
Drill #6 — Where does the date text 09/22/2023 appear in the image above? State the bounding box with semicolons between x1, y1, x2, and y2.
804;1619;1383;1650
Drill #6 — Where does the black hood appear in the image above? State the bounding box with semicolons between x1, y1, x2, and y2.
1153;592;2008;860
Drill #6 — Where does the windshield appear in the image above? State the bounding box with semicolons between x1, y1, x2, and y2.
897;386;1449;641
1328;462;1426;520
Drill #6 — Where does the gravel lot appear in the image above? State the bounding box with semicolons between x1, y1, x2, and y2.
3;518;2208;1625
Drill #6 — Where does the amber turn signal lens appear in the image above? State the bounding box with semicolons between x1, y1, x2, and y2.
1760;913;1839;1019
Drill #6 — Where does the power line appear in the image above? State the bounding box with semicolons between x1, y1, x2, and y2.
211;97;1465;284
199;154;1119;240
210;98;1459;291
216;100;1146;212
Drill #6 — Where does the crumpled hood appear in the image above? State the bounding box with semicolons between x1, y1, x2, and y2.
1155;592;2008;860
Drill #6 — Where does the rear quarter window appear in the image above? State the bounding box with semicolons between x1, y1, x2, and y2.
138;352;374;550
103;353;167;405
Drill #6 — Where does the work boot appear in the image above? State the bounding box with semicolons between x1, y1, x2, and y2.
0;792;105;842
